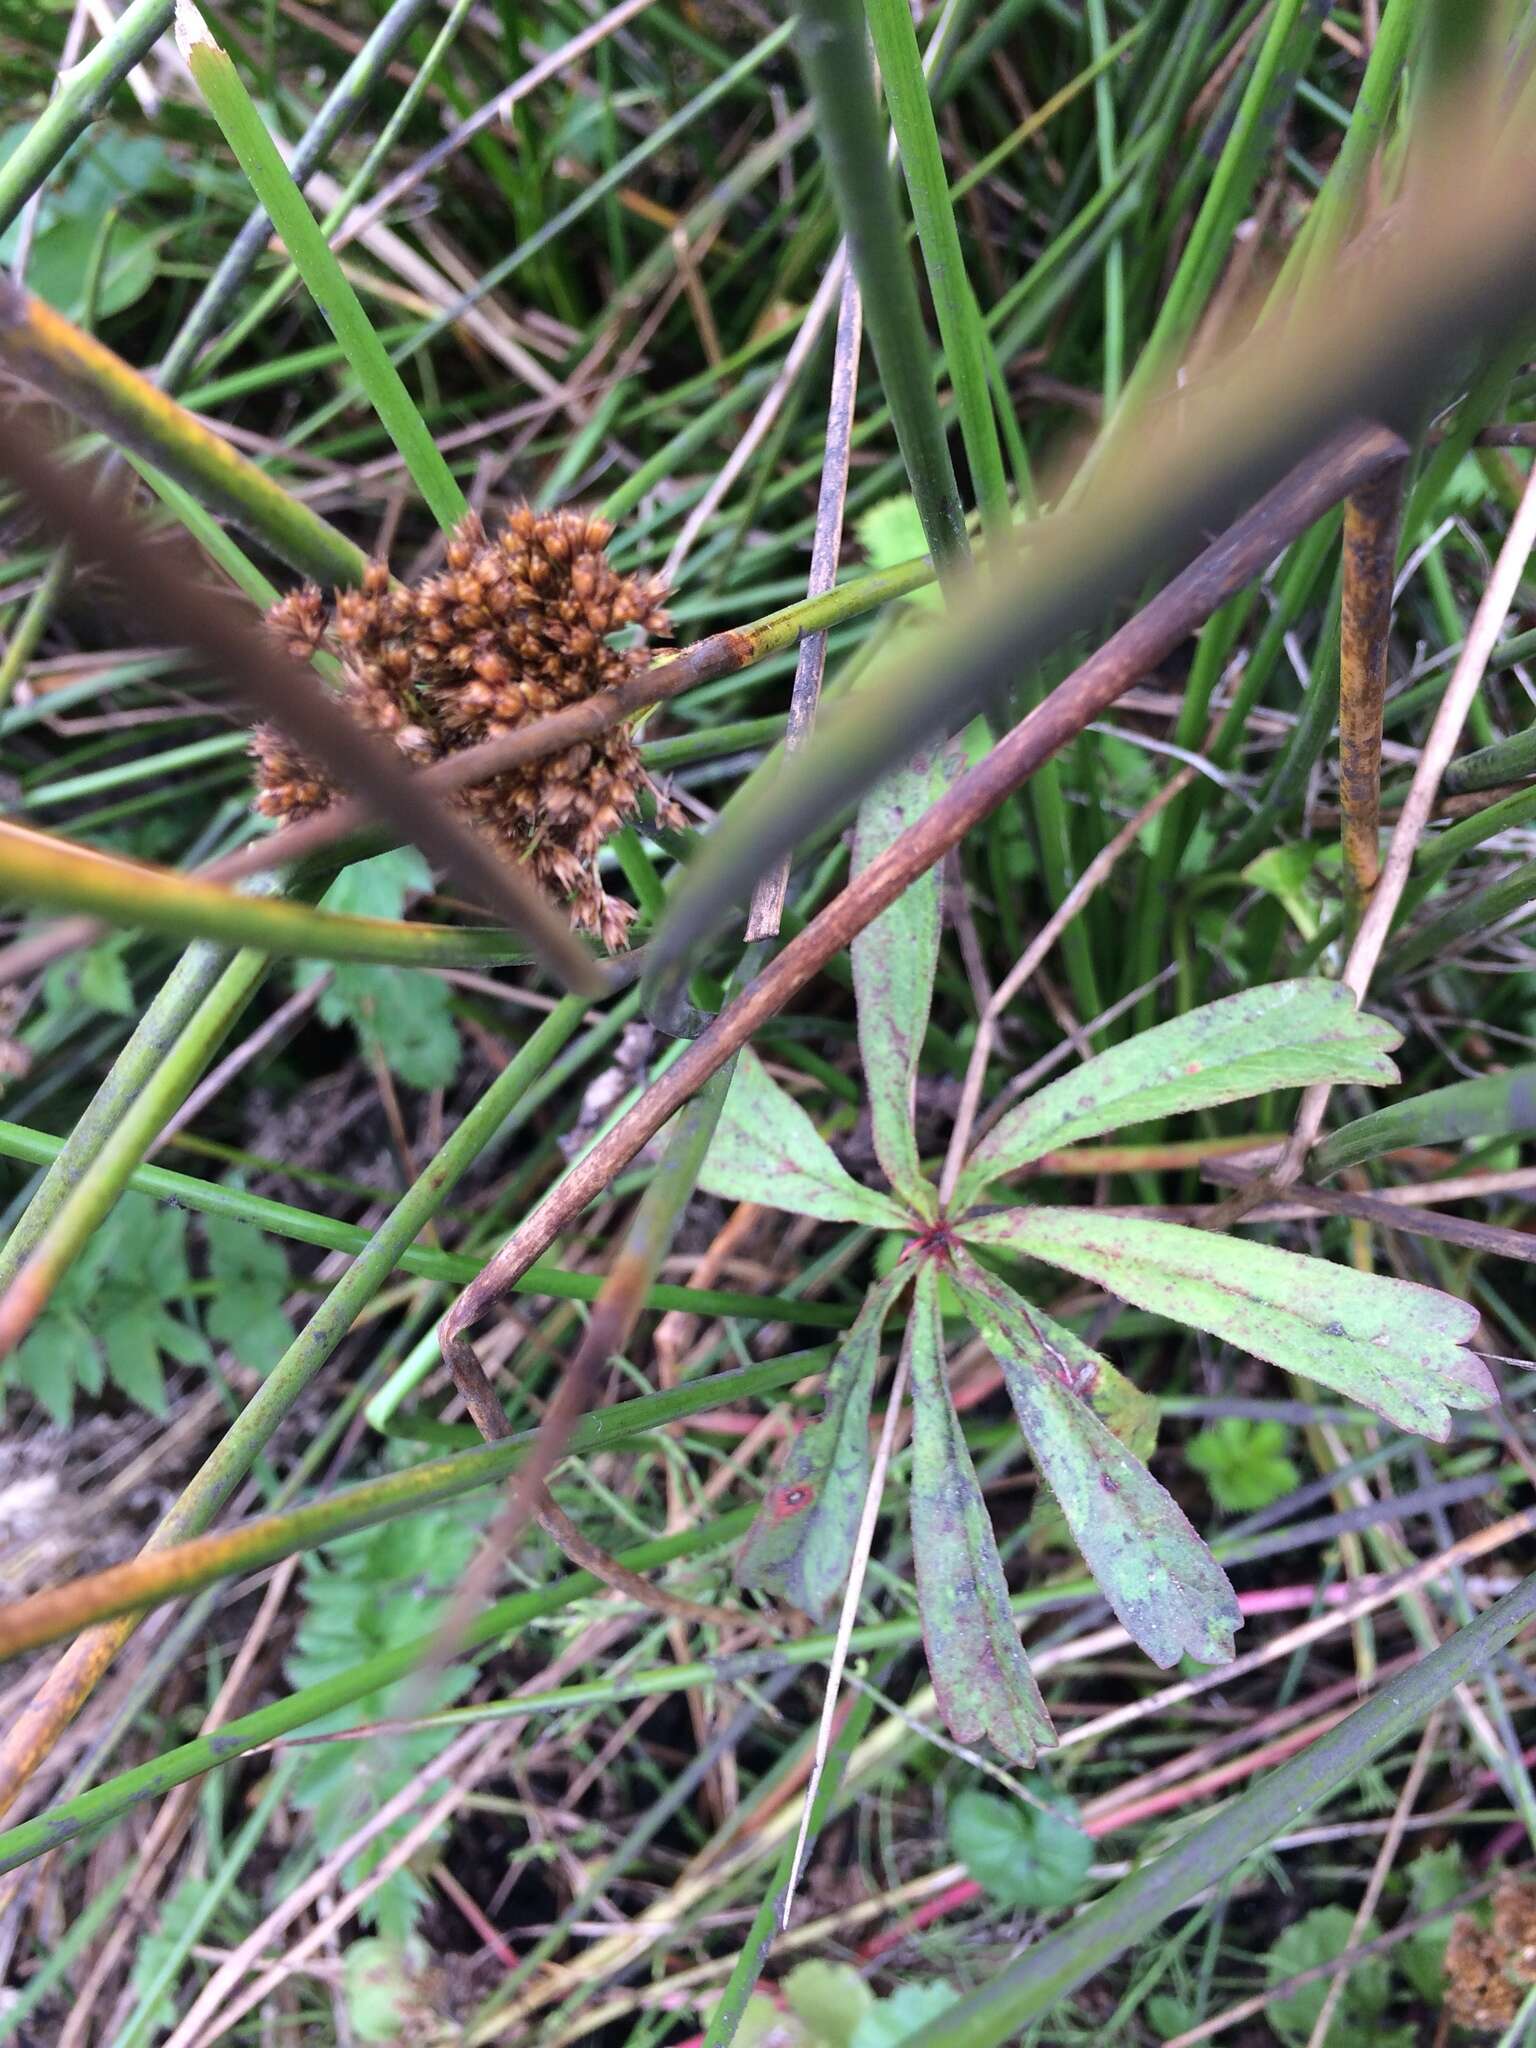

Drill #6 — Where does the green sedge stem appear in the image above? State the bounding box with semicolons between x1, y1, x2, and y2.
179;7;468;534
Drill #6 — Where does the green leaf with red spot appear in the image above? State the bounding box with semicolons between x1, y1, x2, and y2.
851;746;957;1218
954;1254;1241;1669
962;1208;1495;1440
698;1047;911;1228
907;1262;1055;1765
956;981;1402;1203
736;1265;913;1619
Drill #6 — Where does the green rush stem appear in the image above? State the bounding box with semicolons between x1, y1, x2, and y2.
0;547;71;715
0;1117;854;1327
867;0;1010;534
0;1513;756;1875
0;283;368;586
180;15;468;533
1416;782;1536;877
21;732;253;810
0;939;273;1358
1126;584;1256;1019
923;1568;1536;2048
0;929;258;1292
0;0;173;237
1406;329;1533;544
131;456;282;609
792;0;970;572
1384;854;1536;978
161;0;448;385
695;1691;884;2048
1274;0;1420;297
0;1355;836;1654
1084;0;1126;408
1441;723;1536;796
0;826;534;967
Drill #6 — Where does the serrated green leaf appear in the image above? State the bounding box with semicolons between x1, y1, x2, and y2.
288;1484;488;1942
964;1208;1494;1440
1266;1907;1409;2048
851;746;955;1217
947;1786;1094;1912
851;1982;961;2048
736;1265;912;1619
955;1256;1240;1669
13;1313;84;1426
1313;1062;1536;1179
854;495;942;612
301;850;463;1090
784;1959;875;2046
698;1047;911;1227
343;1937;422;2043
1400;1846;1465;2001
1187;1416;1299;1513
957;982;1401;1201
205;1212;294;1372
334;967;461;1091
40;939;135;1022
907;1262;1055;1764
104;1309;169;1414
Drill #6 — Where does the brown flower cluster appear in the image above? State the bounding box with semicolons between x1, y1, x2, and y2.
1444;1874;1536;2031
253;507;673;950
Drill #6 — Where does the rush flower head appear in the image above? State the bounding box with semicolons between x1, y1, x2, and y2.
252;507;674;949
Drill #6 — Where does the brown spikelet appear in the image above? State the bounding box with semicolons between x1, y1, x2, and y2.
1443;1877;1536;2032
250;723;332;822
251;507;673;946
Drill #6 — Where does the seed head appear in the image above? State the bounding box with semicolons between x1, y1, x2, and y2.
252;508;674;945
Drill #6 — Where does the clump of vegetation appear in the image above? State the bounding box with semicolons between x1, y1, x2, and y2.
257;506;673;946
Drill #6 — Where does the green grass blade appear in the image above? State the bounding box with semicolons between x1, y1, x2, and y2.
1098;0;1325;453
792;0;969;570
917;1567;1536;2048
178;5;468;533
0;825;532;968
866;0;1009;533
1313;1063;1536;1179
0;1117;857;1326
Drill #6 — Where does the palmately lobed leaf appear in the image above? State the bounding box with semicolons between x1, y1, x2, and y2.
965;1208;1494;1440
956;981;1402;1201
955;1255;1241;1669
735;1265;912;1620
906;1263;1056;1765
697;1045;912;1228
851;746;956;1218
